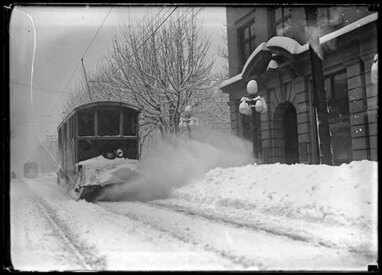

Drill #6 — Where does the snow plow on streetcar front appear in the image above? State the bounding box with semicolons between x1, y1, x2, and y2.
56;101;142;201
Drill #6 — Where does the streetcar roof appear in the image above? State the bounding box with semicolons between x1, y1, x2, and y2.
57;101;141;130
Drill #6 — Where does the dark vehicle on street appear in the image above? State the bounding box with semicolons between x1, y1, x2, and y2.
57;101;141;201
23;162;38;178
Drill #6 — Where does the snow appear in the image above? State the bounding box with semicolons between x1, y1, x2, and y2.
266;36;302;55
164;160;378;257
220;12;378;91
12;175;238;271
219;74;243;89
78;155;138;187
303;12;378;54
241;42;270;75
11;158;378;270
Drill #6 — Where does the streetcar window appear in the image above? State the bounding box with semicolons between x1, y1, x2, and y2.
69;117;73;138
66;121;70;139
123;111;137;136
58;128;62;147
78;110;95;136
62;122;67;141
98;109;120;136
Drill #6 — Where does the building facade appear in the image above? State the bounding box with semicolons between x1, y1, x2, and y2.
220;6;378;165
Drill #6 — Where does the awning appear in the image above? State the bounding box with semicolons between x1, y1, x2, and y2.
220;12;378;93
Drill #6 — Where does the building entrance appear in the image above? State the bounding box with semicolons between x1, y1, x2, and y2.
273;102;299;164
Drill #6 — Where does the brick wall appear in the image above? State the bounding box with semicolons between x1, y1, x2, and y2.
363;54;378;161
264;72;313;164
347;61;370;160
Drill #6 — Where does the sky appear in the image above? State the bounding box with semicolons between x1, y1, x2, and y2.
9;5;227;173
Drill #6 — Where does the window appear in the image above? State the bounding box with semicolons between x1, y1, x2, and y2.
274;7;293;37
98;109;120;136
238;19;256;68
241;113;253;141
69;117;73;138
324;71;352;165
78;110;95;136
62;123;67;146
66;121;70;139
58;128;62;147
123;111;137;136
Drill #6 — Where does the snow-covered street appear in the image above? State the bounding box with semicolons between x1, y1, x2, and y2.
11;160;378;271
8;4;379;273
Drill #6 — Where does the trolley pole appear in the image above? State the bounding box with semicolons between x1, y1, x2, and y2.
81;58;92;102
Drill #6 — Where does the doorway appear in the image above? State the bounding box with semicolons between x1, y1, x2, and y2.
273;102;299;164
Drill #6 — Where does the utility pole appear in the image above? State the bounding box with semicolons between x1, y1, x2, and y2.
81;58;92;102
305;7;333;165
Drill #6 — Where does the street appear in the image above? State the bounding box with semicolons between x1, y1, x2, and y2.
7;5;378;273
10;173;375;271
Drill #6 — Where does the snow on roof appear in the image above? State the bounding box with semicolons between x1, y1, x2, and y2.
241;42;270;75
297;12;378;54
219;12;378;91
266;36;302;55
219;74;243;90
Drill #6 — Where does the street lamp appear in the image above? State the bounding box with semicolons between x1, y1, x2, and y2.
184;105;192;139
371;53;378;85
240;79;268;161
179;105;199;139
266;59;280;71
247;80;258;95
239;80;268;116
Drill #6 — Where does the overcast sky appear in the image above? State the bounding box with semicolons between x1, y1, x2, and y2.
10;5;227;172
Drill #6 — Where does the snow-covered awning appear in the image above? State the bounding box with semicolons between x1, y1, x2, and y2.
241;42;272;77
297;12;378;54
219;74;243;90
220;12;378;93
266;36;302;57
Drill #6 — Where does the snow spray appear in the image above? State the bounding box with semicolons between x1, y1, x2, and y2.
94;130;255;201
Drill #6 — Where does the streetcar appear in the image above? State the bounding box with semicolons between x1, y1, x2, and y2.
23;162;38;178
57;101;141;201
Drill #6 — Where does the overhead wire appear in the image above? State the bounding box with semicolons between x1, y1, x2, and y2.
65;7;113;92
47;6;169;117
11;81;70;95
48;6;197;119
45;7;114;116
135;7;178;52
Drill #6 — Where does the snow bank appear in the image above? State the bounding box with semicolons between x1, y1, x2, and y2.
165;160;378;255
172;160;378;228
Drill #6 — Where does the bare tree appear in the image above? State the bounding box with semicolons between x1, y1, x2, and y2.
62;8;231;153
101;8;213;141
192;24;230;133
61;78;91;118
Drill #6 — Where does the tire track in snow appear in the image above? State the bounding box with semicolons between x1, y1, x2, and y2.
148;201;320;243
149;200;376;259
98;201;373;270
21;179;107;270
98;202;264;269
